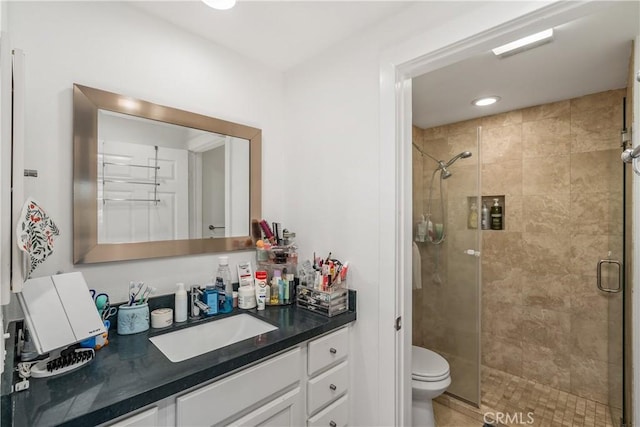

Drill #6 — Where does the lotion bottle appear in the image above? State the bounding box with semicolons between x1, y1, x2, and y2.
490;198;503;230
174;282;187;322
481;202;490;230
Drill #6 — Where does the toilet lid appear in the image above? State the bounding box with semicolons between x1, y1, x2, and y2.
412;346;450;382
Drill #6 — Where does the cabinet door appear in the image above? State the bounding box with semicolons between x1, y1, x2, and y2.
227;387;302;427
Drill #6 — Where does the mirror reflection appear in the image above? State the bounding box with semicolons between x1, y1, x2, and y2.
97;111;250;243
73;83;261;264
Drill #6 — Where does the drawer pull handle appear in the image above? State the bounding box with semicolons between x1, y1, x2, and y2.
329;347;337;354
330;422;337;427
329;384;337;391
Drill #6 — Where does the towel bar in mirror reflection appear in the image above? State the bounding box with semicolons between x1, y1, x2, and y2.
73;84;261;264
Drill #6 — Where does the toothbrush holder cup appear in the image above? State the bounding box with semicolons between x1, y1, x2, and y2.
117;303;150;335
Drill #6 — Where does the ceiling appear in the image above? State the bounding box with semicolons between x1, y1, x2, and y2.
129;1;412;71
412;1;640;129
126;1;638;128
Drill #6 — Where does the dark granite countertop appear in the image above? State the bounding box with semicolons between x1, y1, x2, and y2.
3;294;356;427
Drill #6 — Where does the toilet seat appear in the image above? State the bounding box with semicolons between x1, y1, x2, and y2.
412;346;450;382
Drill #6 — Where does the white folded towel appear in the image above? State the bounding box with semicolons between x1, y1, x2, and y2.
412;241;422;290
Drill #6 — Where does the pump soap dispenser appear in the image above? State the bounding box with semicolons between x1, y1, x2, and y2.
490;198;503;230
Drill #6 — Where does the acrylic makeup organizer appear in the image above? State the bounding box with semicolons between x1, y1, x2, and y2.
256;244;298;306
296;283;348;317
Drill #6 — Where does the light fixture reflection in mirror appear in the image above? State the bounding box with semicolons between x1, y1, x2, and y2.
73;84;261;264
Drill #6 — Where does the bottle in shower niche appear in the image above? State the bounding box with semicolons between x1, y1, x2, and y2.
481;202;490;230
468;202;478;229
490;198;503;230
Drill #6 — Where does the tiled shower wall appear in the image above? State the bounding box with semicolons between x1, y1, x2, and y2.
412;88;625;405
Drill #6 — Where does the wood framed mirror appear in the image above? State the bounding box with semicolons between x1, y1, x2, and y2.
73;84;261;264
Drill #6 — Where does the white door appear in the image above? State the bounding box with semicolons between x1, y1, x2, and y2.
226;388;302;427
98;140;188;243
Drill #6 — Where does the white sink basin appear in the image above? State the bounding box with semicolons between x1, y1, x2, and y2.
149;314;278;362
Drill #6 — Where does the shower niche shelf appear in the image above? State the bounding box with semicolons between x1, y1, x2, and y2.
467;195;505;230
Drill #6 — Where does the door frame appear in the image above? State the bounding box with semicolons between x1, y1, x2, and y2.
378;1;637;425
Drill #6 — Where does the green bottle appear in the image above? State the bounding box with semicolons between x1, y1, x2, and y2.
490;198;503;230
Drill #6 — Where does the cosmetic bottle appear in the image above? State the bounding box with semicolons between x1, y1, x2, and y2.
490;198;503;230
216;256;233;313
271;270;282;304
174;282;187;322
481;202;490;230
255;271;268;310
468;202;478;229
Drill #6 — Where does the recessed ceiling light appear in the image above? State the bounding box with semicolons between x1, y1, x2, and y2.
472;96;500;107
202;0;236;10
492;28;554;58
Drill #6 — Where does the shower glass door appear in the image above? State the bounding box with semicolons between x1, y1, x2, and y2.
412;124;481;406
605;147;626;426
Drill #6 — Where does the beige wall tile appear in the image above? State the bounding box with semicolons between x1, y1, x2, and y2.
522;114;571;158
481;124;522;164
483;301;522;341
424;124;448;141
521;232;572;275
481;110;523;129
571;105;621;153
448;118;482;136
570;274;609;323
482;160;523;196
522;194;570;234
570;234;609;278
521;100;570;122
570;150;618;194
571;314;608;362
569;192;610;235
522;155;570;195
522;342;570;391
570;89;626;113
570;355;609;404
521;307;571;353
482;334;522;377
482;231;524;268
503;195;523;232
482;262;523;306
522;274;571;312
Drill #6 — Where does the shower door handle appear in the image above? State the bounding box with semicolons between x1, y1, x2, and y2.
464;249;480;257
596;259;622;293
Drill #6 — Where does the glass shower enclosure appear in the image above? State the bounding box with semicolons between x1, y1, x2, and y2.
412;127;481;405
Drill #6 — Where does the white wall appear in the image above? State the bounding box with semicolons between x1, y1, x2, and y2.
282;2;564;425
6;1;285;305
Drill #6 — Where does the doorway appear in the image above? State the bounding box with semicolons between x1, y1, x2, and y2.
387;2;639;426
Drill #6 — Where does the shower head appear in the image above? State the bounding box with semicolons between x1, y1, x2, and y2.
441;167;452;179
444;151;473;168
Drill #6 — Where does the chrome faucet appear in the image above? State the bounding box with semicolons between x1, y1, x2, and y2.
190;285;210;318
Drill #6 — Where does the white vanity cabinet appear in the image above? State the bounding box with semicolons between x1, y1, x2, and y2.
306;327;350;426
104;325;351;427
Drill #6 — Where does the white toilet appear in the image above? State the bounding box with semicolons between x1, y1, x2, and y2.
412;345;451;427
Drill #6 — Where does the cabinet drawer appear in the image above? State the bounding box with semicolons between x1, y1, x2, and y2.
307;394;349;427
308;327;348;376
177;348;300;426
307;361;348;415
107;406;158;427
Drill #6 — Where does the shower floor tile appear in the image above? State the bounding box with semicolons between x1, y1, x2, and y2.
433;367;617;427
